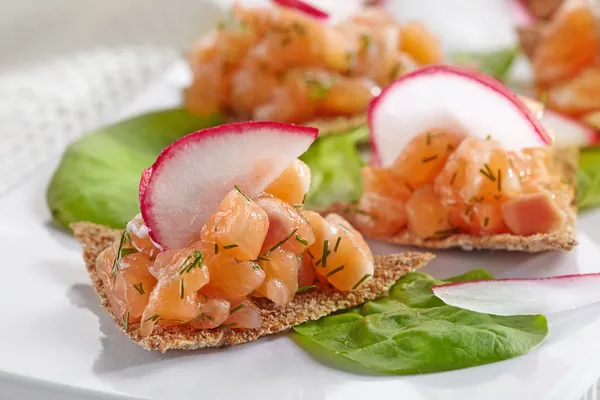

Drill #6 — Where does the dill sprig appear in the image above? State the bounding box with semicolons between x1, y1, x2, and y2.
230;304;245;315
450;172;458;186
179;279;185;299
497;169;502;192
306;250;315;259
404;182;414;193
326;265;345;277
296;234;308;246
321;239;331;268
360;33;372;51
111;231;131;282
434;227;461;236
264;228;298;256
334;236;342;252
426;132;432;145
447;144;455;152
218;323;237;329
214;243;219;254
296;285;315;293
483;217;490;227
252;262;262;270
223;244;239;249
234;185;252;202
352;273;372;290
144;314;161;323
389;62;402;81
187;313;215;324
179;250;203;274
422;155;438;163
479;163;496;181
133;282;145;295
122;312;130;331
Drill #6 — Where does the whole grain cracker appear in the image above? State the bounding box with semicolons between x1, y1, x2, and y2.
329;146;579;252
71;222;433;352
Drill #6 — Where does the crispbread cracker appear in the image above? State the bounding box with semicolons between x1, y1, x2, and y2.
71;222;433;352
330;146;579;252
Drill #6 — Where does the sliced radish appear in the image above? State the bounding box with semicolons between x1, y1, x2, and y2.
541;109;599;146
272;0;329;20
432;273;600;316
368;65;552;167
140;121;318;249
507;0;536;27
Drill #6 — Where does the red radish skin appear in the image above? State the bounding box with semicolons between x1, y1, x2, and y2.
432;273;600;316
272;0;329;20
140;121;318;249
508;0;536;26
368;65;553;167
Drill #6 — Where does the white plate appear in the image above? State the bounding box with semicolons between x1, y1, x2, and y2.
3;1;600;399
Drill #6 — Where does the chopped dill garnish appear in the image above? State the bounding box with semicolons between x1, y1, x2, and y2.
334;236;342;252
293;204;303;209
426;132;432;145
296;285;315;293
404;182;414;193
291;22;306;35
494;193;503;200
483;217;490;227
352;273;372;290
339;223;352;232
321;239;331;268
450;172;458;186
217;21;226;30
187;313;215;324
121;248;138;257
218;323;237;329
264;228;298;256
486;134;492;141
305;77;333;100
326;265;345;277
122;312;130;331
360;33;372;51
214;243;219;254
180;279;185;299
198;292;208;301
422;155;438;163
447;144;455;152
479;164;496;181
389;62;403;81
223;244;239;249
111;231;131;281
464;204;473;216
179;250;203;274
540;92;548;108
144;314;161;323
251;262;262;270
306;250;315;259
234;184;252;202
230;304;245;314
133;282;145;295
497;169;502;192
434;227;461;236
280;35;292;46
295;234;308;246
257;256;270;262
302;193;307;204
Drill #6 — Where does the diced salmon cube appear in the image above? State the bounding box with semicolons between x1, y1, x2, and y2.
264;159;311;206
222;299;262;329
406;184;453;239
257;248;301;306
204;253;266;300
502;192;566;235
256;196;315;254
201;189;269;261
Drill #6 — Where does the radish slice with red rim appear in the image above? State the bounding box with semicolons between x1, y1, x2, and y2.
140;121;318;249
272;0;329;20
368;65;552;167
507;0;536;26
432;273;600;316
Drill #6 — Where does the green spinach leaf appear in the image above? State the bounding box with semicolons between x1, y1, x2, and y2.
294;270;548;374
47;109;223;229
577;145;600;210
300;125;368;210
451;47;519;82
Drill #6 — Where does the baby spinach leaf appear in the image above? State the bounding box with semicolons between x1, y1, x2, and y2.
300;125;368;210
47;109;223;230
577;145;600;211
451;47;519;82
294;270;548;375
